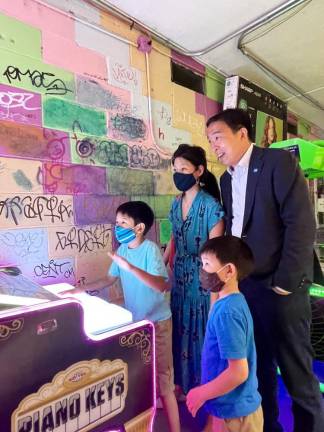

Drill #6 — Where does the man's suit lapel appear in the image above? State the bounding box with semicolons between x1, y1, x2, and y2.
242;146;264;234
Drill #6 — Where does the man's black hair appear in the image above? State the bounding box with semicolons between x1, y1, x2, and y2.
116;201;154;235
206;108;253;142
200;235;254;281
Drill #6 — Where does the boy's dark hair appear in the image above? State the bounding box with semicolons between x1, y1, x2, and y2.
206;108;253;142
200;236;254;281
171;144;221;201
116;201;154;235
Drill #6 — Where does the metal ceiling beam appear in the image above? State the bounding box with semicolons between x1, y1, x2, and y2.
240;47;324;111
85;0;323;113
87;0;306;56
238;0;324;111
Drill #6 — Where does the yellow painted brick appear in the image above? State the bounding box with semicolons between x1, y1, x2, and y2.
149;46;171;78
149;73;173;103
172;83;196;113
130;45;146;71
152;40;171;56
208;161;226;178
173;109;205;138
100;11;141;44
153;169;178;195
190;135;215;162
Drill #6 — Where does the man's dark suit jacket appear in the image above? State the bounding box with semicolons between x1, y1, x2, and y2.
220;145;316;293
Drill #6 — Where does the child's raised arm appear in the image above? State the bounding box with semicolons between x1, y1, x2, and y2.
109;252;170;293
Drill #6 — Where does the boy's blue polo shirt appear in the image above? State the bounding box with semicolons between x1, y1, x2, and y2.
109;239;171;323
201;293;261;418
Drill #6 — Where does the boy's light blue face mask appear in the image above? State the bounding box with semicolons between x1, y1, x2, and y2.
114;225;137;244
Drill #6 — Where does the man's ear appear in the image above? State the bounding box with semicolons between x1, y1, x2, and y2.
240;127;249;140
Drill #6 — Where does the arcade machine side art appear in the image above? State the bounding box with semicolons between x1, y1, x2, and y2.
0;270;156;431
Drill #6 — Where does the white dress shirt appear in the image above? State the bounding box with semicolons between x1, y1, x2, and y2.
228;144;254;238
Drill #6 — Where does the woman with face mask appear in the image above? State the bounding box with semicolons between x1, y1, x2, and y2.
165;144;224;404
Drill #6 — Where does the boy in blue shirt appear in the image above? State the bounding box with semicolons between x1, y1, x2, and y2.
186;236;263;432
68;201;180;432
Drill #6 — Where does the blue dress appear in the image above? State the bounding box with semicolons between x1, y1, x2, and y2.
169;190;224;393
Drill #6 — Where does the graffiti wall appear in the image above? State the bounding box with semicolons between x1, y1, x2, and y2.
0;0;225;300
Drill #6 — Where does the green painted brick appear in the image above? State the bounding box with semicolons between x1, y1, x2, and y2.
131;195;174;218
44;97;107;136
205;67;225;103
107;167;154;195
159;219;172;244
0;14;41;59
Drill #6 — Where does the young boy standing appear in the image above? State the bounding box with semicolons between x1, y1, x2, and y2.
65;201;180;432
186;236;263;432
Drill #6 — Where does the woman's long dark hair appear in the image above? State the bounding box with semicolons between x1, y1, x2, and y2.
172;144;221;201
260;115;277;148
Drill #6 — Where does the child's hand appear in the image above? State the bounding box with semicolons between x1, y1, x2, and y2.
186;386;206;417
59;283;84;296
108;252;132;271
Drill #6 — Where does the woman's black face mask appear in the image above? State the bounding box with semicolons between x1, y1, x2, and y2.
173;172;197;192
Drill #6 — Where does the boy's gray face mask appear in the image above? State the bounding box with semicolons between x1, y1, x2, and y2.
199;264;228;293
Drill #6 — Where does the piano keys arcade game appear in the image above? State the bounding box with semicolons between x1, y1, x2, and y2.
0;268;155;432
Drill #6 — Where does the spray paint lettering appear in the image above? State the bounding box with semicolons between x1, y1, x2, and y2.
55;225;111;254
34;259;75;280
110;114;146;140
112;63;138;87
0;88;41;125
0;195;73;226
0;231;44;258
3;66;73;96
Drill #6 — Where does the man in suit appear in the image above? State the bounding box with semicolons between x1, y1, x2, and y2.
206;108;324;432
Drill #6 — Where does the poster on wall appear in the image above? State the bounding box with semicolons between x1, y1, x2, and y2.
223;76;287;147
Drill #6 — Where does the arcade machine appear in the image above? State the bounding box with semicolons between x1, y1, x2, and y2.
270;138;324;391
0;267;156;432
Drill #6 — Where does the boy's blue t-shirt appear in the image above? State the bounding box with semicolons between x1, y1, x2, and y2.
108;239;171;323
201;292;261;419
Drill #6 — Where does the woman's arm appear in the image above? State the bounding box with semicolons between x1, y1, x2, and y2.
163;240;171;265
209;219;224;239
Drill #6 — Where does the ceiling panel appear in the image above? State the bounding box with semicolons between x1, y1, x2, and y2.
105;0;287;51
99;0;324;129
241;0;324;99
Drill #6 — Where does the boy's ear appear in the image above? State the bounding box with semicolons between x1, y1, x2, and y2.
136;222;146;234
227;263;237;278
